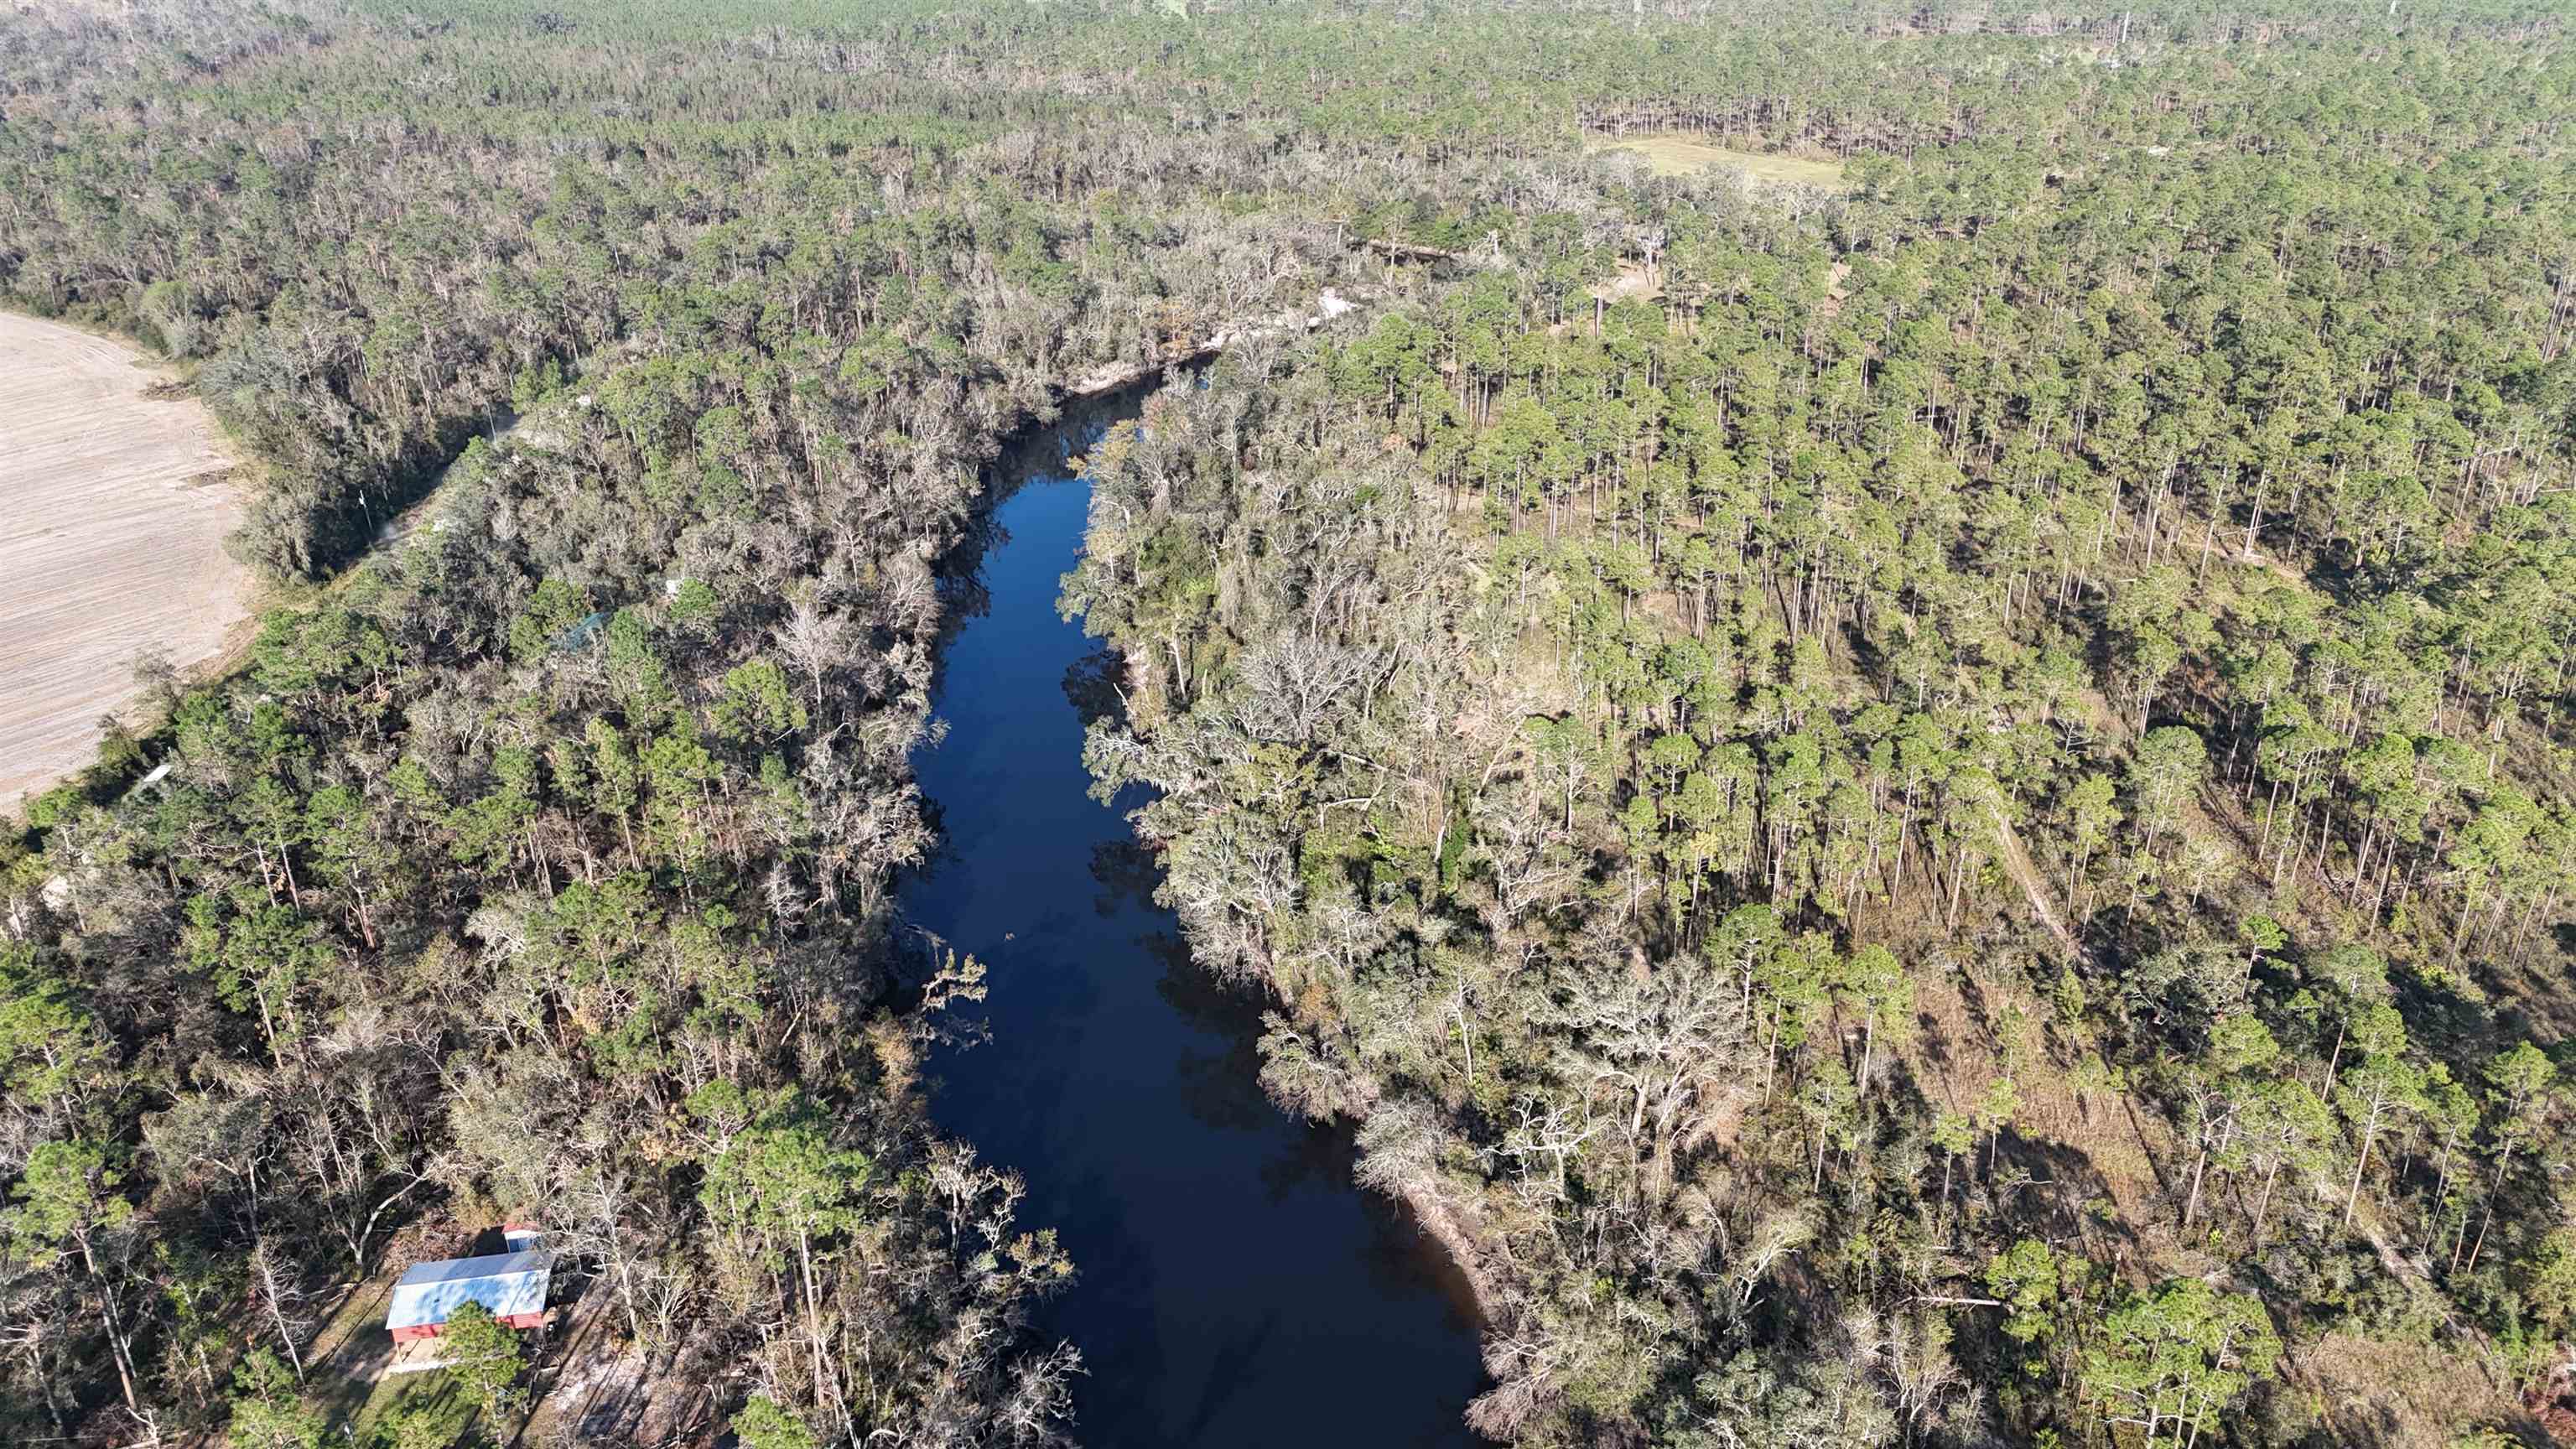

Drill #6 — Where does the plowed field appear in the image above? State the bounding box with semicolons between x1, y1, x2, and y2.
2;312;244;810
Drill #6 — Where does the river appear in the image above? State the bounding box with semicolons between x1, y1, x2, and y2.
901;386;1488;1448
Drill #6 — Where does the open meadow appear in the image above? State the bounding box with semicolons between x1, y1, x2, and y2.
0;311;244;809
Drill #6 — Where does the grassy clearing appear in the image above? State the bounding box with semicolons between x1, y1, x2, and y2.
1592;132;1852;190
292;1242;638;1447
295;1275;470;1442
2294;1332;2532;1445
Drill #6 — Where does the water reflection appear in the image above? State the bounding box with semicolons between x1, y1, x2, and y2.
1088;837;1160;918
1062;645;1127;727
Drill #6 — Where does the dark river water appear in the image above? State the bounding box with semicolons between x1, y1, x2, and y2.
901;389;1487;1448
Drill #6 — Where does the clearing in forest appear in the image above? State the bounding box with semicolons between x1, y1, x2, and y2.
0;311;245;810
1592;132;1853;190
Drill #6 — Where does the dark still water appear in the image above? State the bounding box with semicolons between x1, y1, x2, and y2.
901;391;1487;1449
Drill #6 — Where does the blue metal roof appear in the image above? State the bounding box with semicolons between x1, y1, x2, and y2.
387;1249;553;1331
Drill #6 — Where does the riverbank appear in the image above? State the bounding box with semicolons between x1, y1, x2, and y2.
1065;287;1364;398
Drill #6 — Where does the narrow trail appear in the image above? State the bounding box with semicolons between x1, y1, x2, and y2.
1987;802;2094;967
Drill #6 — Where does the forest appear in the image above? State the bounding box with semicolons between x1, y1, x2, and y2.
5;0;2576;1446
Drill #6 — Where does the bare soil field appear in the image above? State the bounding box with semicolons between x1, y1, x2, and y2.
1;311;245;810
1591;132;1853;190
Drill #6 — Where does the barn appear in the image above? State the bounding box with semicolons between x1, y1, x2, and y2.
386;1230;553;1341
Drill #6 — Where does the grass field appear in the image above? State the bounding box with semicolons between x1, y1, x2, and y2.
0;311;247;812
1592;133;1852;190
